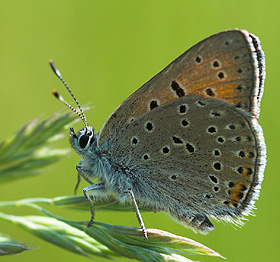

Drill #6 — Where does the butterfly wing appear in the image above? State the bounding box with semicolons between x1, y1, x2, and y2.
97;30;266;233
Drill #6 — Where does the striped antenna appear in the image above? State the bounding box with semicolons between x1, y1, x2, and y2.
49;60;88;128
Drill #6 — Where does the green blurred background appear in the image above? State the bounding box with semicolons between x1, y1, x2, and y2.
0;0;278;261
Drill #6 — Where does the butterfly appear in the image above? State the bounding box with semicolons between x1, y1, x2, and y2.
50;29;266;239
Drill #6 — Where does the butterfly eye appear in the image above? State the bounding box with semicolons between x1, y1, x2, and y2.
79;134;90;149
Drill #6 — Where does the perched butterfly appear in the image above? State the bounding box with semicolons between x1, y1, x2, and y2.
50;29;266;239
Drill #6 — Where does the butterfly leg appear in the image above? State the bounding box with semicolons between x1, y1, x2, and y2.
125;189;148;240
76;164;95;184
82;182;105;227
74;164;94;194
74;172;82;195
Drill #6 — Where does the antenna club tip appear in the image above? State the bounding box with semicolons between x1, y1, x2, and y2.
49;60;55;69
52;89;59;98
49;60;62;78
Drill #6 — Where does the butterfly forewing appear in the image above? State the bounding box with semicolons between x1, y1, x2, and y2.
98;30;264;146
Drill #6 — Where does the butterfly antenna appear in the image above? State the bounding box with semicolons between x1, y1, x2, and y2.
49;60;88;128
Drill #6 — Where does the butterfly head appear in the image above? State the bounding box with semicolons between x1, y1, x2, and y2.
70;126;96;153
